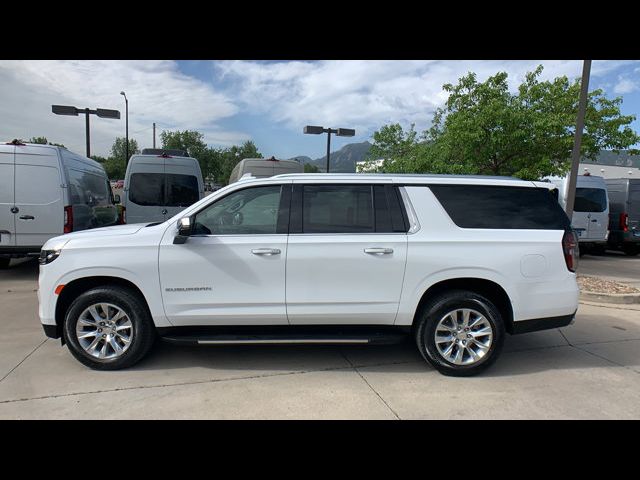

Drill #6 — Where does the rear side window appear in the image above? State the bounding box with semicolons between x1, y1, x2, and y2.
629;189;640;204
303;185;373;233
574;187;607;213
428;185;571;230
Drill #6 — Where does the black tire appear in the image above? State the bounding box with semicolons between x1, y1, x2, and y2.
623;245;640;256
415;290;505;377
63;286;155;370
0;258;10;269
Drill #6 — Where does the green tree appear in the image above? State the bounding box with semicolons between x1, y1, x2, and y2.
28;136;65;148
110;137;139;164
304;163;320;173
371;65;640;180
160;129;211;178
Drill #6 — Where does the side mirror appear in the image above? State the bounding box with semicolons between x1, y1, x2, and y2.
173;216;193;244
114;194;121;204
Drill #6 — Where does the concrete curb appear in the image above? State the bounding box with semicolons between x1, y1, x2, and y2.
580;291;640;304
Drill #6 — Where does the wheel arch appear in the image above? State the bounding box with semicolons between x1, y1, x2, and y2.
55;276;153;343
412;278;515;334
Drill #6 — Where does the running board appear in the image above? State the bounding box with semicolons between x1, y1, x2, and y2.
159;327;410;347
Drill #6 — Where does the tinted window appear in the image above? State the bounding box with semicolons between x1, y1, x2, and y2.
129;173;164;206
629;189;640;204
166;174;199;207
574;187;607;213
303;185;373;233
193;186;281;235
429;185;571;230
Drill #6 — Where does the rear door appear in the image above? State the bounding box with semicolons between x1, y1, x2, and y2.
164;158;201;220
126;157;166;224
0;146;15;247
574;187;608;241
286;183;408;325
629;182;640;235
14;146;64;247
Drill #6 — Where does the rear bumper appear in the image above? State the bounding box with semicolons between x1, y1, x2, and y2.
510;311;576;335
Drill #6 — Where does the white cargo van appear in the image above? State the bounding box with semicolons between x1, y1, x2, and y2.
122;149;204;224
547;173;609;253
228;157;303;183
0;141;118;268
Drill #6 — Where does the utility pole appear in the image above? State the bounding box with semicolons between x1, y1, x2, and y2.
564;60;592;218
153;122;156;148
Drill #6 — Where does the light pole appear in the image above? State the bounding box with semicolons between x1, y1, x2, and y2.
303;126;355;172
564;60;592;218
120;91;129;168
51;105;120;157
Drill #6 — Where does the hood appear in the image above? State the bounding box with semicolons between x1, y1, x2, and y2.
42;223;152;251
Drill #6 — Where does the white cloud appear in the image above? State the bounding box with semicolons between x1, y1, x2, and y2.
613;76;639;95
215;60;638;141
0;60;246;156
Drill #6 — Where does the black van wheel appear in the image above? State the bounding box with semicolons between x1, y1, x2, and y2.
63;286;155;370
415;290;505;377
623;245;639;256
0;258;10;269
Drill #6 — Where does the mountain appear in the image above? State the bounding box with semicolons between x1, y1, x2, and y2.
288;141;372;173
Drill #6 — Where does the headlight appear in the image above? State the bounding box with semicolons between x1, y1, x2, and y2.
39;249;61;265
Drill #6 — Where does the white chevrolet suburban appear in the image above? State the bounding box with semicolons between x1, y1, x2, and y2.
38;174;580;376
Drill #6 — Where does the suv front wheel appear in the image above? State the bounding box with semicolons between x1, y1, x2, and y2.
63;286;155;370
415;290;504;376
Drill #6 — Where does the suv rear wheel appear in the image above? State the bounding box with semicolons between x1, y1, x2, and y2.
63;286;155;370
415;290;504;376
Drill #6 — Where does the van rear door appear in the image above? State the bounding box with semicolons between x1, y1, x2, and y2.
629;183;640;234
163;158;201;220
573;186;608;242
0;145;16;247
14;146;64;247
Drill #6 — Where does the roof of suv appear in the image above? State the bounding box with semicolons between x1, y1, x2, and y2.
269;173;552;189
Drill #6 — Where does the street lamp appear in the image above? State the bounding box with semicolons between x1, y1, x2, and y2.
120;91;129;167
303;125;355;173
51;105;120;157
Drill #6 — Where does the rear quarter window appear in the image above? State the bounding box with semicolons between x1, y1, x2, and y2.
428;184;571;230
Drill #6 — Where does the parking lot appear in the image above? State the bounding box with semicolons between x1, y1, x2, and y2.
0;254;639;419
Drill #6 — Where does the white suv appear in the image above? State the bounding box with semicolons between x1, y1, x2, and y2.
38;174;580;376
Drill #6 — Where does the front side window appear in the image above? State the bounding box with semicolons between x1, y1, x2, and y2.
193;186;281;235
574;187;607;213
302;185;374;233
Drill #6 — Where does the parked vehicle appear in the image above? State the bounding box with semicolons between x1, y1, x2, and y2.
38;173;579;376
0;140;118;268
605;178;640;256
547;173;609;254
228;157;303;183
122;149;204;224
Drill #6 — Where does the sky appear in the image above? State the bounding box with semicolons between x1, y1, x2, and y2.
1;60;640;161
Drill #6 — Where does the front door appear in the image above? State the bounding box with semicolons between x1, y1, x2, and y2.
286;183;408;325
159;183;290;326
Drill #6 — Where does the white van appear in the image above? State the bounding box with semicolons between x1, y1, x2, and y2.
122;149;204;224
547;173;609;253
228;157;303;183
0;140;118;268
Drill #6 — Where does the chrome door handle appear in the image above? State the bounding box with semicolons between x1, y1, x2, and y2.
364;247;393;255
251;248;281;256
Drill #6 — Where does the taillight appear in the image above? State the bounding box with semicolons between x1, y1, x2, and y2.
620;213;629;232
562;230;579;273
63;205;73;233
